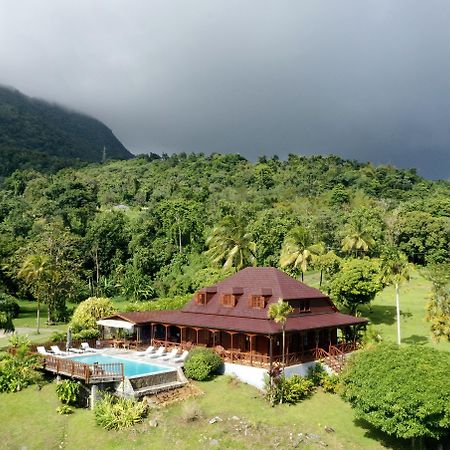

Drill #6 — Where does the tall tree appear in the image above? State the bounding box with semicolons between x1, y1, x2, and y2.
379;247;410;345
17;254;50;333
279;226;324;281
341;220;376;257
268;298;294;369
205;215;257;271
425;264;450;342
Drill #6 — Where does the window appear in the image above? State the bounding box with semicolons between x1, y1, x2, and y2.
298;301;310;313
250;295;266;309
195;292;207;305
221;294;236;307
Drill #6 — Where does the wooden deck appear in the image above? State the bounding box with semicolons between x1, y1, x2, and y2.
42;355;124;384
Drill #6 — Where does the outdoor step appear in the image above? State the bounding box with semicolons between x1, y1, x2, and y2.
132;380;187;397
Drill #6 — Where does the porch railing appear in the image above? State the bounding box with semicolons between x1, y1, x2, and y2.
42;355;124;383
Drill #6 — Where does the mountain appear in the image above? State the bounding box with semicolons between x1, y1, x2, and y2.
0;85;133;176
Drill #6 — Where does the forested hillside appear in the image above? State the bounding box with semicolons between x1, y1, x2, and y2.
0;153;449;331
0;86;133;177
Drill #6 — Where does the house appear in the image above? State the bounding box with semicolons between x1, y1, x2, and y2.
101;267;368;388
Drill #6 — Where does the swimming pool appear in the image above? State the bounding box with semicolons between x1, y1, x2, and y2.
69;354;170;378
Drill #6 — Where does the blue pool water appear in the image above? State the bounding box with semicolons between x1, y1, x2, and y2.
69;354;170;377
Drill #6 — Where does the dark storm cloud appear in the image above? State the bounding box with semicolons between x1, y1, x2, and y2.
0;0;449;179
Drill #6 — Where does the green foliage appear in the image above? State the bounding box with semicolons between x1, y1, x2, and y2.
265;371;315;405
0;293;20;318
55;380;80;405
70;297;115;335
306;363;340;394
56;405;73;415
327;258;383;314
124;294;191;312
0;85;132;178
0;336;42;393
425;264;450;341
49;331;68;343
94;393;148;430
183;348;223;381
341;344;450;441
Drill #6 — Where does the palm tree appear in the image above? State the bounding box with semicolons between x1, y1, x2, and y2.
205;215;257;271
279;226;325;281
268;298;294;368
18;254;51;334
341;220;375;257
380;248;410;345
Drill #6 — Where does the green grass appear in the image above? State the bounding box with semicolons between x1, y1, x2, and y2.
0;377;412;450
304;268;450;353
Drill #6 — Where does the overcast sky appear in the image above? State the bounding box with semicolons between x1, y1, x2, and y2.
1;1;449;179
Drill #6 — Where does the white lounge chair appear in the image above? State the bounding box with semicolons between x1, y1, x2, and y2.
159;348;179;361
173;350;189;364
146;346;166;359
36;346;50;355
136;346;155;356
50;345;68;356
81;342;99;352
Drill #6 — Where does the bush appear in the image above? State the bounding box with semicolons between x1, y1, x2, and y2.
306;363;327;386
0;294;20;318
183;348;223;381
94;393;148;430
56;380;80;405
50;331;67;343
72;328;100;341
56;405;73;415
341;344;450;442
70;297;115;336
321;374;340;394
265;371;315;405
0;336;42;393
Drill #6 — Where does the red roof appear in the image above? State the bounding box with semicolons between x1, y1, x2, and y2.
110;310;367;335
106;267;368;334
182;267;333;319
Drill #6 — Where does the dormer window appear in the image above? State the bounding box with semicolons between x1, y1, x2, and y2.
195;292;208;305
195;286;217;306
221;294;237;307
291;300;311;314
250;295;267;309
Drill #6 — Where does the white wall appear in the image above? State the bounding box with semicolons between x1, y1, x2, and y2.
222;360;323;390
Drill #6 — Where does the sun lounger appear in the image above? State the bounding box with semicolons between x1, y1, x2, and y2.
69;347;84;353
146;346;166;359
172;350;189;364
136;345;155;356
81;342;100;352
50;345;68;356
36;346;50;355
159;348;179;361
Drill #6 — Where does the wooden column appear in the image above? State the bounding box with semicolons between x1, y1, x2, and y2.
209;329;218;347
248;334;256;365
179;326;185;346
269;335;273;372
163;324;169;344
227;331;238;361
193;327;201;345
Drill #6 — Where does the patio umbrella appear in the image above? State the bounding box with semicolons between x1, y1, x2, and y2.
66;327;72;352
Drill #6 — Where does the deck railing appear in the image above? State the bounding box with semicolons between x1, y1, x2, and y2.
42;355;124;383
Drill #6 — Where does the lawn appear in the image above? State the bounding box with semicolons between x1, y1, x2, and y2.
304;268;450;353
0;377;412;450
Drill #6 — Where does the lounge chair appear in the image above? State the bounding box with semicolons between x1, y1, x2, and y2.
136;345;155;356
146;346;166;359
159;348;179;361
36;346;50;355
50;345;68;356
81;342;100;352
68;347;84;354
173;350;189;364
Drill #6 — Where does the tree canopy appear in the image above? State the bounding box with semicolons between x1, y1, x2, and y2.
341;344;450;443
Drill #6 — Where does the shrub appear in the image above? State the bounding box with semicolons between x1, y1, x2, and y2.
94;393;148;430
0;293;20;318
321;374;340;394
306;363;327;386
70;297;115;335
0;336;42;393
72;328;100;341
183;348;223;381
56;380;80;405
341;344;450;443
56;405;73;415
265;371;315;405
50;331;67;343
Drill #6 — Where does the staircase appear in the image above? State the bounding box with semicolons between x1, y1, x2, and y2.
314;344;352;373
